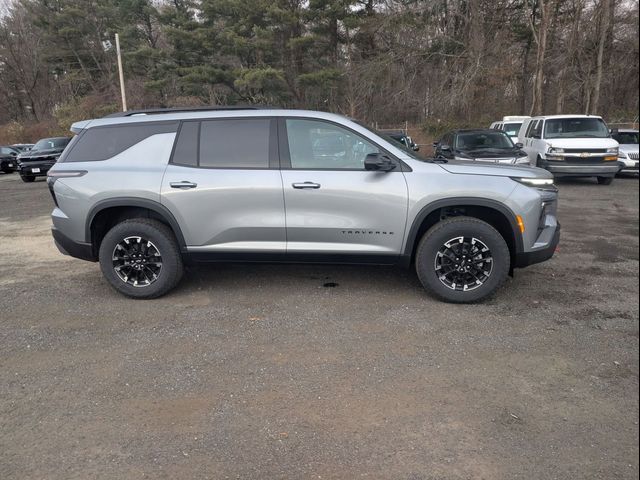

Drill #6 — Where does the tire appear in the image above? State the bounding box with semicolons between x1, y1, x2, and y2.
597;176;613;185
20;174;35;182
99;218;184;299
415;216;511;303
2;169;13;174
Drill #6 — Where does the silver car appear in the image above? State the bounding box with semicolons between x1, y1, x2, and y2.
48;107;560;303
611;129;639;175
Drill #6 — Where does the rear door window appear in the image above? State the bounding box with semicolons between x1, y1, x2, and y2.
199;119;272;168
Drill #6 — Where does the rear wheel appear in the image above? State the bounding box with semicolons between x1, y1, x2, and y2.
415;217;510;303
20;174;35;182
98;218;183;299
597;176;613;185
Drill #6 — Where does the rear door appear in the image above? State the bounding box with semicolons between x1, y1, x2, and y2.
279;118;408;259
161;118;286;254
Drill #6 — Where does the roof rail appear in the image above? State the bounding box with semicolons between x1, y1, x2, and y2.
103;105;273;118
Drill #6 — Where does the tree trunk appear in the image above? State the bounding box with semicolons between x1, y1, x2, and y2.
591;0;612;114
530;0;553;116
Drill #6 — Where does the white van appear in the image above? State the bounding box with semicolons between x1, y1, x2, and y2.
490;116;531;144
518;115;620;185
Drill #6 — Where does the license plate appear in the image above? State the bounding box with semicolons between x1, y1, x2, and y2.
8;163;13;167
31;168;40;173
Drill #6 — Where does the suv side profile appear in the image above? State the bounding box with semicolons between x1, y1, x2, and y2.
518;115;619;185
49;108;560;303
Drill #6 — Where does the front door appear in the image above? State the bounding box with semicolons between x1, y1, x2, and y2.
279;118;409;258
161;118;286;254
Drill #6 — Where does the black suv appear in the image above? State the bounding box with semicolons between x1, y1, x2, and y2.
434;129;529;165
1;146;20;173
18;137;71;182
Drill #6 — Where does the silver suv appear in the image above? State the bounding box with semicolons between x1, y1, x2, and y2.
48;107;560;303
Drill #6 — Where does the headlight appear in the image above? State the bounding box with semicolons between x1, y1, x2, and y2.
618;151;627;159
514;157;530;164
548;147;564;154
606;147;618;154
512;177;556;189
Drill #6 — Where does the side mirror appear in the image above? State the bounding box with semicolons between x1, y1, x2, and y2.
412;145;420;152
515;142;524;149
364;153;397;172
432;142;438;148
10;151;17;156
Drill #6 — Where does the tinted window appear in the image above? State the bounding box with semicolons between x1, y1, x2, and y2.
199;119;270;168
528;120;542;138
0;147;18;155
64;122;178;162
612;131;639;144
455;132;514;150
172;122;199;167
286;119;379;170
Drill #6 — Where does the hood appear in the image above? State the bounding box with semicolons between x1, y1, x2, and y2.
459;148;520;158
438;162;552;179
618;144;639;153
545;137;618;149
18;147;65;160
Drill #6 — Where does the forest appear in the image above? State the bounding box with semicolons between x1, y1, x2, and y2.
0;0;638;142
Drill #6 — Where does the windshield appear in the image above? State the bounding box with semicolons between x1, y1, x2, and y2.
612;131;639;145
544;118;610;139
455;131;514;150
32;137;70;151
502;122;522;137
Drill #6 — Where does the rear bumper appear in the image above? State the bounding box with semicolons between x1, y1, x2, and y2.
514;223;560;268
52;227;97;262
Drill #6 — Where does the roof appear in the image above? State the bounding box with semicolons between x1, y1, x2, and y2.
529;114;603;120
71;108;351;132
452;128;507;134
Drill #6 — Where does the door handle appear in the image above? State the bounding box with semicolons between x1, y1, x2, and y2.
292;182;321;189
170;181;197;189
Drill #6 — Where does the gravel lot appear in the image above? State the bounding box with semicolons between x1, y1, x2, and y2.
0;172;638;480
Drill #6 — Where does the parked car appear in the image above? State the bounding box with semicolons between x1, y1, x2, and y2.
11;143;34;152
518;115;619;185
433;129;530;164
490;116;530;143
610;128;639;175
0;145;20;173
379;129;420;151
18;137;71;182
48;107;559;303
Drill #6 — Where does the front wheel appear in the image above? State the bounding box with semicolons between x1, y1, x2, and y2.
99;218;184;299
415;217;511;303
597;176;614;185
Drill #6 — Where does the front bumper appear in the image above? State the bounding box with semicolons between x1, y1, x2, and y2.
514;223;561;268
52;227;97;262
542;162;620;178
1;158;18;172
19;160;56;176
618;158;639;173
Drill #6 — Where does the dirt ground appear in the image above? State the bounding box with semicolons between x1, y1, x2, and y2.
0;172;638;480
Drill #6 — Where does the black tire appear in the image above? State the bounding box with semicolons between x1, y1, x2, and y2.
99;218;184;299
597;176;613;185
415;216;510;303
20;174;35;182
2;169;13;174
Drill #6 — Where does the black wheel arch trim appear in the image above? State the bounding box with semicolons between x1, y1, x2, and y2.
402;197;524;257
86;198;187;251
